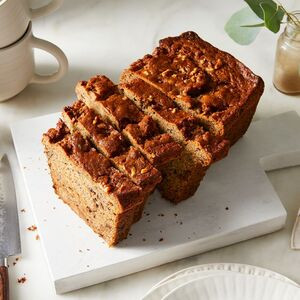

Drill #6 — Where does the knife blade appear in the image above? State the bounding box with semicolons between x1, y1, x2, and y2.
0;154;21;300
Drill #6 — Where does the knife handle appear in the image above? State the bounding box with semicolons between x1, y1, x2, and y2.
0;266;8;300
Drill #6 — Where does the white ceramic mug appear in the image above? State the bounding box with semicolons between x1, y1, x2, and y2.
0;0;63;48
0;22;68;102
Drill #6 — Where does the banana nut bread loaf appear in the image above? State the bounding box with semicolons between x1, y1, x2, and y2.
120;31;264;145
42;31;264;246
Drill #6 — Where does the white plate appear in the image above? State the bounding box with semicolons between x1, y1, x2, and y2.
162;274;300;300
151;263;298;290
143;263;298;299
143;271;240;300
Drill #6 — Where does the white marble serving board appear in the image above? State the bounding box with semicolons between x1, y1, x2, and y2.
10;111;300;294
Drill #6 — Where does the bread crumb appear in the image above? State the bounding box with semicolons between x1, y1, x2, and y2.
35;235;40;240
142;238;146;242
159;238;164;242
17;277;26;284
27;225;37;231
20;209;26;213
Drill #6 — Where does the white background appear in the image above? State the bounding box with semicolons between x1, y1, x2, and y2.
0;0;299;299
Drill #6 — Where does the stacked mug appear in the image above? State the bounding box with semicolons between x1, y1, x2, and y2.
0;0;68;102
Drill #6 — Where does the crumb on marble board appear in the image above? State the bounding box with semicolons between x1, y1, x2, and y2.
17;277;26;284
27;225;37;231
13;257;20;266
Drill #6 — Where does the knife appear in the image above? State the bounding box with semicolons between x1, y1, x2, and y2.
0;154;21;300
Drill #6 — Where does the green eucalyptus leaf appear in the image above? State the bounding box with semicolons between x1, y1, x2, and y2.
244;0;278;20
260;2;285;33
225;7;263;45
244;0;265;19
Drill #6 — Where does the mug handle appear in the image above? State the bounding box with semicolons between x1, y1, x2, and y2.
30;36;68;84
30;0;64;19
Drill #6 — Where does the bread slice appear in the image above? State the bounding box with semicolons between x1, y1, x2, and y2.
62;100;162;195
42;120;146;246
121;31;264;144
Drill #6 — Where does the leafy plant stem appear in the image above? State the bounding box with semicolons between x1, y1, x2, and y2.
275;1;300;27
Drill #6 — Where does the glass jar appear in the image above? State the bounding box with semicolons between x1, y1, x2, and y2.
273;12;300;94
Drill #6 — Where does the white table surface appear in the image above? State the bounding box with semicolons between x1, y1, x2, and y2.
1;0;299;299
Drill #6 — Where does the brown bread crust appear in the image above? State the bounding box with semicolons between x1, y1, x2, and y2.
62;101;162;194
43;120;143;213
120;77;229;166
75;76;182;167
122;31;264;143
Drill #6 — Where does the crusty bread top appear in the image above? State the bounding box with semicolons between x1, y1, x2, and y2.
62;101;162;189
63;100;128;157
43;120;143;213
76;75;182;167
120;77;230;165
126;31;264;121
